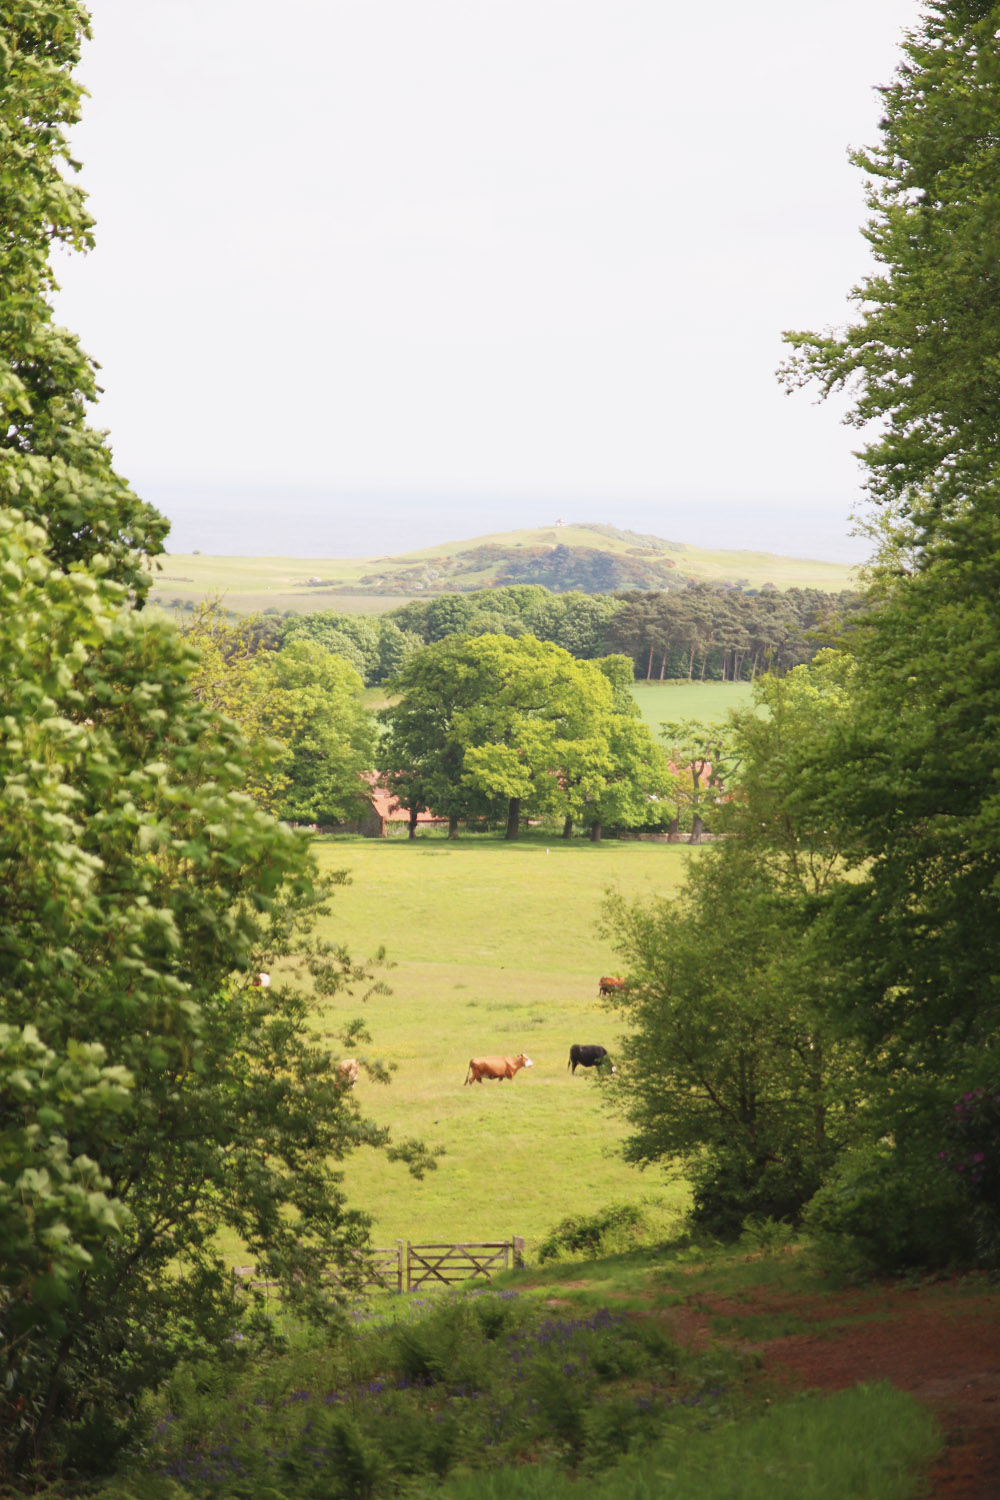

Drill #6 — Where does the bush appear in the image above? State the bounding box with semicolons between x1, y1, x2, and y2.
803;1140;976;1276
689;1155;820;1240
537;1202;653;1262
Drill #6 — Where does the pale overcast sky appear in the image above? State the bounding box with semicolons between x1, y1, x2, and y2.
54;1;919;559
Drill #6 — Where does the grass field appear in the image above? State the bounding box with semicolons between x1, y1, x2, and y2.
629;679;754;733
298;834;697;1255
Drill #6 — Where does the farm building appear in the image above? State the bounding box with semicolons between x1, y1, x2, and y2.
328;773;450;838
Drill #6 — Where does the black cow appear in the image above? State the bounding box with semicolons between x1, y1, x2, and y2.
568;1044;615;1075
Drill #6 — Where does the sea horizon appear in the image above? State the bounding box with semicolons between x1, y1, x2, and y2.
143;479;871;568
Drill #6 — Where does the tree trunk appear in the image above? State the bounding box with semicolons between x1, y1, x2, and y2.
408;807;418;839
688;812;705;844
646;643;654;680
505;797;521;840
589;822;603;842
448;814;459;840
666;816;681;842
562;815;574;839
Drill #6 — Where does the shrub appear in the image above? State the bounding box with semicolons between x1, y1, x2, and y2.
537;1202;652;1262
803;1140;976;1276
689;1154;820;1240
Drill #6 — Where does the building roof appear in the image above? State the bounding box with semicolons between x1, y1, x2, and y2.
362;772;448;825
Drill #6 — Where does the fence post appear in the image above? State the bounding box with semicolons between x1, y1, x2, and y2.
405;1240;411;1293
396;1240;404;1294
512;1236;524;1269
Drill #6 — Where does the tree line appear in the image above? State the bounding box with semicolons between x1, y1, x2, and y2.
248;577;863;690
605;583;866;682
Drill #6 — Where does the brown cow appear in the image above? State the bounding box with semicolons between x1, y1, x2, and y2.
337;1058;360;1087
598;976;626;997
464;1053;533;1085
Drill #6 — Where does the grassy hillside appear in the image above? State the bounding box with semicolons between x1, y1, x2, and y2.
291;834;696;1254
149;522;857;616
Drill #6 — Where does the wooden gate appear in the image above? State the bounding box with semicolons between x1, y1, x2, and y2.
234;1237;523;1297
405;1238;524;1291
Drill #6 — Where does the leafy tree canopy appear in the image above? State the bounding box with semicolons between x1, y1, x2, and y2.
380;634;667;839
0;2;167;594
0;8;423;1481
0;512;433;1480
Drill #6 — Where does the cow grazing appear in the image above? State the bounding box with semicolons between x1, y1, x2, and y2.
568;1044;615;1075
464;1053;533;1085
598;976;626;997
338;1058;360;1087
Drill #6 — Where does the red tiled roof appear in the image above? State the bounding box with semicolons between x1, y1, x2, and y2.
362;772;447;824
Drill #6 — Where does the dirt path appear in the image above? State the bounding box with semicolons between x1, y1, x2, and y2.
661;1279;1000;1499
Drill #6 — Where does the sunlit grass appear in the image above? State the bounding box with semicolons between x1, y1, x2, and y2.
305;834;695;1251
629;679;754;734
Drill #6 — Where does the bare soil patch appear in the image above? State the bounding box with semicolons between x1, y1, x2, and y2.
660;1278;1000;1499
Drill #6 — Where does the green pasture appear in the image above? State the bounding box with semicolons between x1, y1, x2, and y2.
301;835;697;1256
629;679;754;734
150;548;405;616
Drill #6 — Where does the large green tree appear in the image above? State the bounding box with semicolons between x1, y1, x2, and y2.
0;6;427;1481
605;655;861;1234
568;656;675;841
263;638;376;824
380;633;623;839
0;514;434;1480
779;0;1000;1266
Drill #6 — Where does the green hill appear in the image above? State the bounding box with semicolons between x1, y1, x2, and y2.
150;522;857;616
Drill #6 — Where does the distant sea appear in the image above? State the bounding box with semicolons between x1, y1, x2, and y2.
139;480;872;567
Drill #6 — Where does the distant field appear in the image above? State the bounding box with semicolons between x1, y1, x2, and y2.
630;680;754;733
362;677;753;724
147;523;856;616
292;834;697;1254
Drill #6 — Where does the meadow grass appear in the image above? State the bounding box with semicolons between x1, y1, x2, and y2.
301;833;695;1254
365;680;756;722
629;678;754;734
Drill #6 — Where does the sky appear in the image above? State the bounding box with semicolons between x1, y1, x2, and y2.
54;1;920;561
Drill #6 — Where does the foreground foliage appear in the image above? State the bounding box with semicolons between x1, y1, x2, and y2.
605;656;863;1235
0;507;435;1483
105;1289;741;1500
0;5;427;1485
430;1382;941;1500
